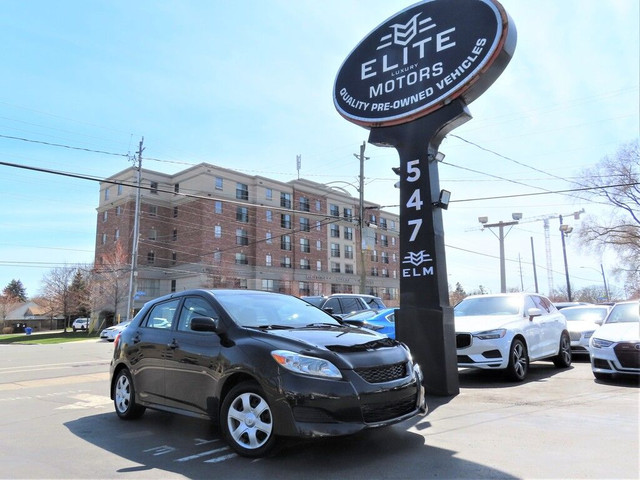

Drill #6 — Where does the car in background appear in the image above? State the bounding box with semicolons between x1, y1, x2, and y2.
110;289;426;457
72;318;89;332
589;300;640;380
554;301;591;310
561;305;610;355
342;308;396;338
100;320;131;342
454;293;572;381
301;294;386;317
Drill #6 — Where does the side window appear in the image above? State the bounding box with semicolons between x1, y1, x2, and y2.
523;296;537;316
323;298;341;314
143;299;180;329
340;297;362;314
531;295;551;314
177;297;219;332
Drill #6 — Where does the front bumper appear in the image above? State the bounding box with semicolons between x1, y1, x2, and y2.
456;334;509;369
268;362;427;438
590;342;640;376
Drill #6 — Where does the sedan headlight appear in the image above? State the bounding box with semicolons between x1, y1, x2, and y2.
271;350;342;379
591;338;614;349
473;329;507;340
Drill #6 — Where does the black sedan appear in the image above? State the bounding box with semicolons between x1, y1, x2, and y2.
109;289;427;457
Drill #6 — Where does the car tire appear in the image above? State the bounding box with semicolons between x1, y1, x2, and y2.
113;369;145;420
505;338;529;382
220;381;276;457
553;332;572;368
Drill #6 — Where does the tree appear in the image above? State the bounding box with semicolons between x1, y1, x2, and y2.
91;241;130;326
577;140;640;298
69;270;91;321
449;282;467;306
40;266;77;332
3;279;27;302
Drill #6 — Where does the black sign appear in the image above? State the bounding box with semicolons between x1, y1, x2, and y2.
334;0;516;127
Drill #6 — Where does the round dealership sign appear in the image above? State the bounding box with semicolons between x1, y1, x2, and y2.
334;0;516;128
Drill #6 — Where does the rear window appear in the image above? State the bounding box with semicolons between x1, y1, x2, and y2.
366;297;386;309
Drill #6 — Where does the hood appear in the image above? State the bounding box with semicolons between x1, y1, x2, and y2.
594;322;640;343
454;314;521;333
567;320;599;333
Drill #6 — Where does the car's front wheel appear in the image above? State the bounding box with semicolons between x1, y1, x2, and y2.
553;332;572;368
505;338;529;382
113;369;145;420
221;381;276;457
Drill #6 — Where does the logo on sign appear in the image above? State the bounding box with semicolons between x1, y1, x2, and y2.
334;0;516;127
402;250;434;277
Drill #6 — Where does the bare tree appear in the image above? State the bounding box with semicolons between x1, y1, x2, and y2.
0;293;23;332
40;266;77;332
577;140;640;298
91;241;130;326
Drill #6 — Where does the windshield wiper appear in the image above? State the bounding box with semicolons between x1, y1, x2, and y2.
248;324;295;330
303;322;344;328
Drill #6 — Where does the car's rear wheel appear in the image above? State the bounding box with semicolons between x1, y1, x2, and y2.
221;381;276;457
114;369;145;419
505;338;528;382
553;332;572;368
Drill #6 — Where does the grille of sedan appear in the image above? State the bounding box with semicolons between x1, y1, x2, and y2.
456;333;472;348
355;362;407;383
361;392;417;423
614;343;640;368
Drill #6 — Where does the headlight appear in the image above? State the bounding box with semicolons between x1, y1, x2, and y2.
362;321;384;331
271;350;342;379
473;329;507;340
591;338;613;349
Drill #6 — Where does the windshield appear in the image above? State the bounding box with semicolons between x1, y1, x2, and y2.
561;307;608;323
604;302;640;324
215;292;342;328
301;296;323;307
455;296;522;316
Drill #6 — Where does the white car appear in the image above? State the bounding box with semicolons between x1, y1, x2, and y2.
100;321;131;342
72;318;89;332
589;301;640;380
561;305;610;355
454;293;572;381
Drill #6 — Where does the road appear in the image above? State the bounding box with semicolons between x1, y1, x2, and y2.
0;340;638;479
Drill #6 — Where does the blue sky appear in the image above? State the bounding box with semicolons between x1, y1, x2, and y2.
0;0;638;299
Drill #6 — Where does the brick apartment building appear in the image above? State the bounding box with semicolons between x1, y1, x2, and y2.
95;163;400;319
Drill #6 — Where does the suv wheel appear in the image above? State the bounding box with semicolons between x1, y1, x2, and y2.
553;332;572;368
221;381;276;457
505;338;529;382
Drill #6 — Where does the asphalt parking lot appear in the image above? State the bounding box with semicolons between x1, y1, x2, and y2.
0;341;638;479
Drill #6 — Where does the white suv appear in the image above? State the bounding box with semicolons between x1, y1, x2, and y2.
72;318;89;332
454;293;571;381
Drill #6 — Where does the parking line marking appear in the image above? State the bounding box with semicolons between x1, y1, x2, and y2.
0;372;109;391
204;452;237;463
176;446;229;462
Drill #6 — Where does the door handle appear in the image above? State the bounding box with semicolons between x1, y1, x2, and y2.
168;339;179;349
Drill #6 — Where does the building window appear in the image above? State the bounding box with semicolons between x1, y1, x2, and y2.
150;181;158;194
344;227;353;240
391;236;396;246
343;208;353;220
147;251;155;264
265;188;273;200
281;235;291;251
266;210;273;222
173;229;178;241
214;225;222;238
115;229;120;241
102;233;107;245
236;207;249;223
300;259;310;270
235;253;248;265
281;214;291;229
300;238;310;253
300;217;310;232
330;204;340;217
380;234;388;247
117;184;123;195
330;224;340;238
262;279;275;291
171;279;176;292
215;201;222;214
266;231;272;244
104;188;110;201
173;206;178;218
315;200;321;211
331;243;340;258
316;260;322;271
213;251;222;263
102;211;108;222
316;221;322;231
149;228;157;241
299;197;310;212
371;250;378;262
236;228;249;246
149;205;157;216
390;220;396;231
371;267;379;276
392;253;397;262
382;252;389;264
331;262;341;273
172;252;177;264
345;264;354;274
116;206;122;216
382;268;389;278
316;240;322;251
236;182;249;200
266;254;272;266
369;214;376;225
344;245;354;259
280;192;291;209
215;177;223;190
299;281;311;296
379;218;387;230
281;256;291;268
174;183;179;194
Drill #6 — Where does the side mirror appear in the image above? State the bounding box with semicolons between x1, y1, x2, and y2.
527;308;543;321
323;307;334;314
190;317;219;332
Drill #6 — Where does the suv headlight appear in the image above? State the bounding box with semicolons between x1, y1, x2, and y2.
271;350;342;379
473;329;507;340
591;338;614;349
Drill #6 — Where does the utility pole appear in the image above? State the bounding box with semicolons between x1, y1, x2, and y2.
354;141;368;295
126;137;144;320
559;214;572;301
479;214;521;293
530;237;539;293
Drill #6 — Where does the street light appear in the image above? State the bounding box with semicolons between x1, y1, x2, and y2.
559;212;581;302
479;214;521;293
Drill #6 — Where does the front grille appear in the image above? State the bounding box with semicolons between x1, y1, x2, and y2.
570;331;582;341
356;362;407;383
456;333;472;349
593;358;610;369
457;355;473;363
361;393;417;423
292;406;335;423
614;343;640;368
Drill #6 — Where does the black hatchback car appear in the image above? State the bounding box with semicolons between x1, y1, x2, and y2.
110;289;427;457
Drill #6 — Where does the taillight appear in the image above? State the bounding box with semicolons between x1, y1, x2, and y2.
114;333;121;350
